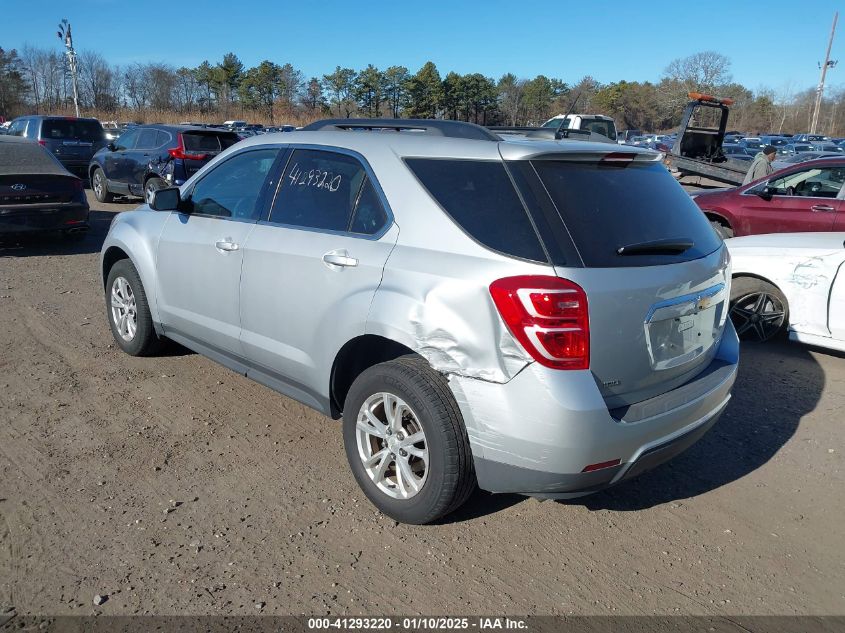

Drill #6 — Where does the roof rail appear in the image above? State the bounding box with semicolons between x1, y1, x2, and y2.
301;118;500;141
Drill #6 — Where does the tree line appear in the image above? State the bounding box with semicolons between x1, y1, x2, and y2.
2;46;845;135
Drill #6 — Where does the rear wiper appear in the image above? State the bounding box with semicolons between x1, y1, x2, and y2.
616;238;694;256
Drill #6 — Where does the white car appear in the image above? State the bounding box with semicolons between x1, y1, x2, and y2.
726;232;845;351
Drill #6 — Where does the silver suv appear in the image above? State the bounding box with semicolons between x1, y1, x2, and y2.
101;119;739;524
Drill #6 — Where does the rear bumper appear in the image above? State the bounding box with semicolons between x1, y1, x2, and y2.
0;204;89;234
448;320;739;497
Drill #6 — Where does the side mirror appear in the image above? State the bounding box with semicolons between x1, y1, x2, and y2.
150;187;182;211
107;142;116;151
755;185;774;201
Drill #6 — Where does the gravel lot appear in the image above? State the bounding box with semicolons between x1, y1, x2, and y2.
0;191;843;618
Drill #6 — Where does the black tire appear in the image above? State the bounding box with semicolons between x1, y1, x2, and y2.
144;177;166;204
92;167;114;203
105;259;164;356
729;277;789;343
342;355;476;524
710;220;734;239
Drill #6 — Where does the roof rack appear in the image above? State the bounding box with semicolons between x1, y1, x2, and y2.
301;118;500;141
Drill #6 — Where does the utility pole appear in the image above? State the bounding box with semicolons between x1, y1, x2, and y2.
57;19;80;118
810;11;838;134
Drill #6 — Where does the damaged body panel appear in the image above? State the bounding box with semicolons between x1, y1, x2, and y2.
727;231;845;352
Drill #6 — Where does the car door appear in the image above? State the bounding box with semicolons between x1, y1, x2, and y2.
155;147;283;358
739;165;844;234
129;128;160;195
238;148;398;409
104;128;139;194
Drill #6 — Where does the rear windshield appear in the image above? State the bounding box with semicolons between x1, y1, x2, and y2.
183;132;239;152
529;159;721;267
406;159;546;262
42;119;103;142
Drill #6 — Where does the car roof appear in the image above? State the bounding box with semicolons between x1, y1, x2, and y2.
15;115;100;122
232;129;653;161
134;123;238;134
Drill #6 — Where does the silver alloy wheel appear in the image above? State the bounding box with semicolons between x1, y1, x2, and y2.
110;276;138;341
730;291;786;342
93;171;104;198
356;392;428;499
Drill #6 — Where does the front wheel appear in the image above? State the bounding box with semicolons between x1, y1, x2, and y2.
342;356;476;524
729;277;789;342
105;259;164;356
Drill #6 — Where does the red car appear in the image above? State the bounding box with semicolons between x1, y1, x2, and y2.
692;157;845;238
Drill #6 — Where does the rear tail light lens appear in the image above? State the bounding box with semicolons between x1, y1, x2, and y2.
167;133;208;161
38;140;47;146
489;275;590;370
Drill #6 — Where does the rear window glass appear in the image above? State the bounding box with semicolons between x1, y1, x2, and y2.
183;133;239;152
405;159;546;262
0;140;65;173
530;159;721;267
42;119;103;142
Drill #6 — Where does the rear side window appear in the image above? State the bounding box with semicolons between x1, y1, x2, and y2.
136;128;158;149
41;119;103;142
183;133;239;152
406;159;546;262
269;149;367;232
583;119;616;140
530;159;721;267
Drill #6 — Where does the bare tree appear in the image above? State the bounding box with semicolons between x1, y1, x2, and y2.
78;50;118;111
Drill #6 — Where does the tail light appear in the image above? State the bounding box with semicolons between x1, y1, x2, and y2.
167;133;207;161
38;140;47;146
489;275;589;370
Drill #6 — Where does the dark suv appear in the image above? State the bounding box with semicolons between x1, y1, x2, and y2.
5;116;106;180
88;124;240;203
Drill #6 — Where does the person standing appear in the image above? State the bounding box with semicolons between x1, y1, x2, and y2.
742;145;778;184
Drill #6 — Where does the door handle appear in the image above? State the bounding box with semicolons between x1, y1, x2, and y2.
215;240;239;252
811;204;835;212
322;251;358;268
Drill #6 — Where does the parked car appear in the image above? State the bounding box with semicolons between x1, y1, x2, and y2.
541;114;618;141
772;150;839;171
759;135;789;147
692;157;845;238
0;136;89;238
809;142;845;154
5;115;106;180
721;144;754;161
739;138;763;152
617;129;642;144
88;124;240;203
726;232;845;350
100;118;738;524
791;133;830;143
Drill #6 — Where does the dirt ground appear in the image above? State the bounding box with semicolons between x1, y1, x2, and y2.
0;191;843;618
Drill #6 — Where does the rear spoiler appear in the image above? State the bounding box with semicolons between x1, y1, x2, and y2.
489;126;617;144
490;126;594;140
